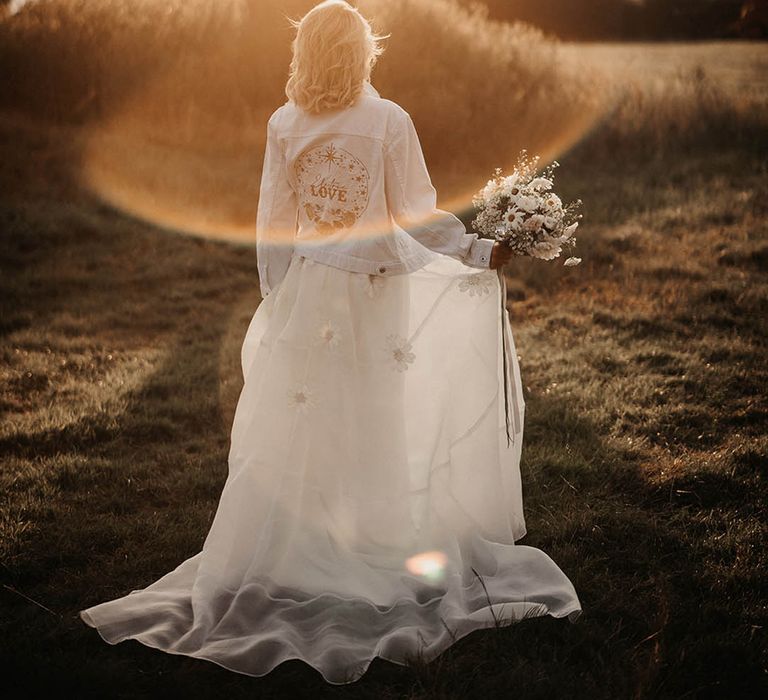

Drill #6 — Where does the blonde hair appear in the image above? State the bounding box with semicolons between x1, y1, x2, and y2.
285;1;388;114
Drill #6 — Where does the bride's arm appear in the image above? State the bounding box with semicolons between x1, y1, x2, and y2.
256;111;298;298
383;107;495;269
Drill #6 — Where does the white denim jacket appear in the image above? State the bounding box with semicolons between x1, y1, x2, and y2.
255;81;495;297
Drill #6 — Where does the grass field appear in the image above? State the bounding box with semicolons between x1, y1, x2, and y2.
1;17;767;700
559;40;768;97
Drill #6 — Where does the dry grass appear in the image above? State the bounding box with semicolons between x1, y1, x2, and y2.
4;2;763;238
0;0;601;239
1;1;767;697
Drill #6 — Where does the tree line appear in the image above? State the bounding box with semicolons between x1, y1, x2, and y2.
458;0;767;40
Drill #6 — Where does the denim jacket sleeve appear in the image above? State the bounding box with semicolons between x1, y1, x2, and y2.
383;109;495;269
256;112;298;298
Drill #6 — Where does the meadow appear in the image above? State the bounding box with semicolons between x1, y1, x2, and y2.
1;0;767;697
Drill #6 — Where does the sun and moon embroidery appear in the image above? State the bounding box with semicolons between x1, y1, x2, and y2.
294;142;370;234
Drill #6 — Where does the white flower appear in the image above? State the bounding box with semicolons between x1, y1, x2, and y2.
500;173;521;196
530;236;562;260
559;221;579;241
316;319;341;349
564;257;582;266
542;193;562;213
523;213;546;232
384;333;415;371
458;272;495;297
529;177;553;191
543;213;560;230
287;384;316;412
516;194;539;213
481;179;500;201
503;208;525;230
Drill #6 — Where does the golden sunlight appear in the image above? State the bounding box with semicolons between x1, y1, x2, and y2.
68;0;608;244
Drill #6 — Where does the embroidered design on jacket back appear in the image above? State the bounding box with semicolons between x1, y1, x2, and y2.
294;142;370;234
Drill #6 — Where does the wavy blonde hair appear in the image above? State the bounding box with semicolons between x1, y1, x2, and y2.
285;1;388;114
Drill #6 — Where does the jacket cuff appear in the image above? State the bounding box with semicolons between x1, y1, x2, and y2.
463;236;495;269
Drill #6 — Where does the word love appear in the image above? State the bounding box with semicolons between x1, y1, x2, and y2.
309;177;348;202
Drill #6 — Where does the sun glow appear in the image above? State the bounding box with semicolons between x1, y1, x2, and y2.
68;0;610;244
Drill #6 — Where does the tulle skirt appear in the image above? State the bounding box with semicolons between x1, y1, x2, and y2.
80;252;582;684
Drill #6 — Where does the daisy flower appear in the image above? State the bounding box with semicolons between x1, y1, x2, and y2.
458;272;495;297
384;334;415;372
503;208;525;230
523;213;546;232
287;384;316;412
530;237;562;260
316;319;341;349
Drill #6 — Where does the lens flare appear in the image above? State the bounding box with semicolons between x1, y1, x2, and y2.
80;97;607;246
405;550;448;583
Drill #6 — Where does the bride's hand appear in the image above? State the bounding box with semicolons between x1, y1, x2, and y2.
489;240;513;269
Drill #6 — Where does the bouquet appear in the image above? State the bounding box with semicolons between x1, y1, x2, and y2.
471;150;583;266
473;152;583;450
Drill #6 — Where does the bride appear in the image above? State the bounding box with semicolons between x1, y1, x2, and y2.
80;0;582;684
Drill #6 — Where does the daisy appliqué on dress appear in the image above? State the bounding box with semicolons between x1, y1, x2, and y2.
287;384;316;413
384;333;415;372
316;319;341;350
458;270;495;297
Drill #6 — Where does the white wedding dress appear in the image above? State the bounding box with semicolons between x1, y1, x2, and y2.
80;251;582;684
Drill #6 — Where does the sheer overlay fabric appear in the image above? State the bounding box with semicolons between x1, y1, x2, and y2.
80;254;582;684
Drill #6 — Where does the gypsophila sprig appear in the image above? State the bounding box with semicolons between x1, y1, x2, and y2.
471;150;583;265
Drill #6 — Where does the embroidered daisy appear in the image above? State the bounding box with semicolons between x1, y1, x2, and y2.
287;384;316;412
384;334;415;372
316;319;341;349
458;272;495;297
